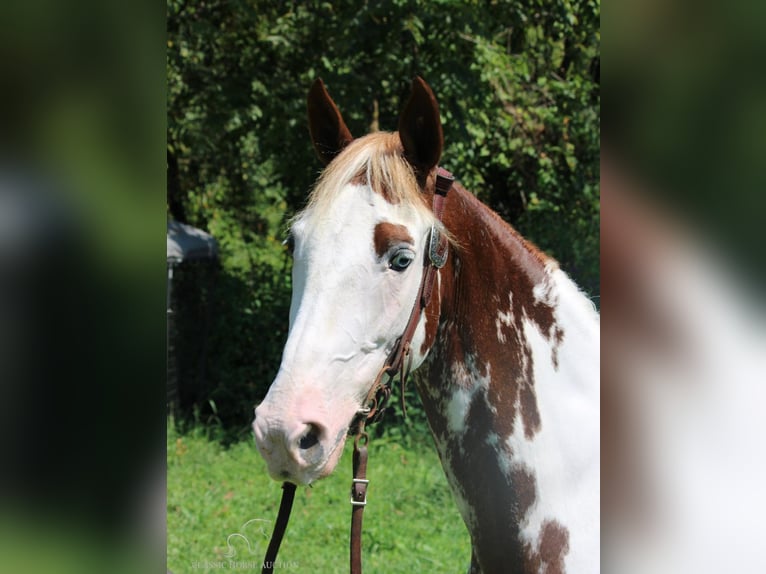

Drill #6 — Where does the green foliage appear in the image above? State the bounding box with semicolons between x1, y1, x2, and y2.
167;0;600;430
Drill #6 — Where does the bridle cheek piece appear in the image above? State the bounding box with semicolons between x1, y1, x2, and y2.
261;167;453;574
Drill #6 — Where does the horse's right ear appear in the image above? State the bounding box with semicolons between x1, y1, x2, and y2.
307;78;353;165
398;77;443;180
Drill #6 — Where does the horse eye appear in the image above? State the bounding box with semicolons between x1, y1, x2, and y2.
389;250;414;272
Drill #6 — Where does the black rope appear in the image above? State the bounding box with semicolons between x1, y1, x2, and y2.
261;482;297;574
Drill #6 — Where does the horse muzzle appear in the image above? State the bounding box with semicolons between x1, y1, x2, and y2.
253;405;349;485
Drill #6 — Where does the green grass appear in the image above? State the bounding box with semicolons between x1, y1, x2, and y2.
167;421;471;573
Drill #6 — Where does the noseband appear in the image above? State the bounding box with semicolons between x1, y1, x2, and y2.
261;168;454;574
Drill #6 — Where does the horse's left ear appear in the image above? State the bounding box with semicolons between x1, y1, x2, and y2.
307;78;354;165
398;77;443;179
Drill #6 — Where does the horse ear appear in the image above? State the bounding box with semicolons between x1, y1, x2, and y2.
398;77;443;178
307;78;353;165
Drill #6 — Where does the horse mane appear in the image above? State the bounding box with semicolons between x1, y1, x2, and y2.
301;132;432;217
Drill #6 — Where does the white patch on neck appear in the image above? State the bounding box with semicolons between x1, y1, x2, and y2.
532;275;552;304
445;357;491;434
446;387;474;434
495;292;514;344
500;275;600;574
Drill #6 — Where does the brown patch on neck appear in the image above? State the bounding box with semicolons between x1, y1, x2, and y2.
373;222;414;258
511;465;538;519
524;519;570;574
412;183;573;572
440;184;564;440
454;385;540;572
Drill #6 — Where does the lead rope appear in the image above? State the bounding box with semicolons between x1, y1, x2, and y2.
261;482;296;574
349;369;390;574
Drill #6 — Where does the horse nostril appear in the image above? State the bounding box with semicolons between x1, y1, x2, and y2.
298;424;320;450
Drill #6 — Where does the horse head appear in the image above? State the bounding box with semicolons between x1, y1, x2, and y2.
253;77;447;485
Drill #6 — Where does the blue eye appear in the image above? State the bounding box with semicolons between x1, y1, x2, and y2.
389;249;414;272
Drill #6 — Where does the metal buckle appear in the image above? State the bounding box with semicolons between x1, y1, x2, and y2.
350;478;370;506
428;225;448;268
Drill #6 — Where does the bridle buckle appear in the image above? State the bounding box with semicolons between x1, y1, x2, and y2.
428;224;448;269
350;478;370;506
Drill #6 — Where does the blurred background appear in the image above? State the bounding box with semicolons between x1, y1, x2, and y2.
0;0;164;572
604;0;766;571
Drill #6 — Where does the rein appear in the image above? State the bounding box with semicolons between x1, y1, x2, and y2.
261;167;454;574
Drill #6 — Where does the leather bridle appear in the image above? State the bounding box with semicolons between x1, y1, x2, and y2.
261;167;454;574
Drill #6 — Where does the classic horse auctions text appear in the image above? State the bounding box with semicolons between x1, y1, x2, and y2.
191;559;299;570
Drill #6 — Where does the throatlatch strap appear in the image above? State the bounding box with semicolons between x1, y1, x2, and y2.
350;438;369;574
261;482;297;574
435;166;454;197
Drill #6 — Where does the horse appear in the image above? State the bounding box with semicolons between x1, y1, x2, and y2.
253;77;600;573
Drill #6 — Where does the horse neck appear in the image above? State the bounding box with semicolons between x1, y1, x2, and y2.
415;184;600;573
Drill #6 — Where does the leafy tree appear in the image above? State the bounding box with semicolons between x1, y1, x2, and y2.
167;0;600;434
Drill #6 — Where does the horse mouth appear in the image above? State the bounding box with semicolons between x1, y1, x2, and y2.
287;426;351;485
305;428;349;483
